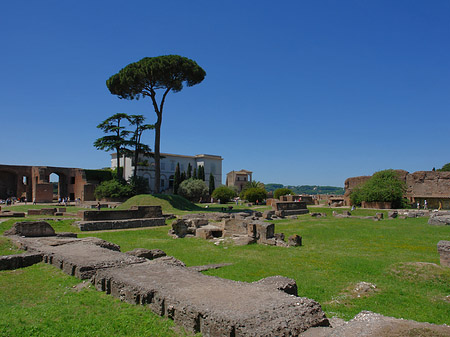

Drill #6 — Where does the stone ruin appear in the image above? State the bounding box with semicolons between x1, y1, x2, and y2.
2;221;329;336
272;200;309;217
169;213;302;247
3;221;450;336
437;241;450;268
73;205;166;231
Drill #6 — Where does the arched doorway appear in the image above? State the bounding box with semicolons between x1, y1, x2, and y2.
49;172;68;201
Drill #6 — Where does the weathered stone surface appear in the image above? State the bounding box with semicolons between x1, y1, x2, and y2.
0;252;43;270
78;206;163;221
9;236;141;279
388;211;398;219
56;232;78;238
262;210;274;219
288;234;302;247
222;218;248;237
375;213;384;220
75;218;166;231
188;263;233;272
182;212;230;221
253;275;298;296
80;237;121;251
311;212;327;217
195;225;222;240
326;311;450;337
125;248;167;260
4;221;56;237
437;240;450;268
92;260;329;336
231;235;256;246
429;214;450;226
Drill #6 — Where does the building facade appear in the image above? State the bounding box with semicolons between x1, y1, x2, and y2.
111;152;223;194
226;170;253;192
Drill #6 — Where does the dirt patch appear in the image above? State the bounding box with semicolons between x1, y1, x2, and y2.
389;262;450;284
326;282;378;306
71;281;91;292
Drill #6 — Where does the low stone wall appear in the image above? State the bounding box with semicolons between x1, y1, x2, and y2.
0;252;43;271
272;201;309;216
78;206;162;221
76;218;166;231
361;201;392;209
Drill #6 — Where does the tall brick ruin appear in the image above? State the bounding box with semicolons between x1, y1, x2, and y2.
344;170;450;209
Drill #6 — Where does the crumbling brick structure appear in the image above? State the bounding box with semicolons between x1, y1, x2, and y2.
344;170;450;209
0;164;106;202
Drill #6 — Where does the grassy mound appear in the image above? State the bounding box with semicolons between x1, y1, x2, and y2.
118;194;201;214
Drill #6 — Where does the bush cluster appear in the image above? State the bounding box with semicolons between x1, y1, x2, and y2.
177;178;208;202
243;187;267;203
94;179;134;199
273;188;293;200
211;186;236;203
350;169;406;208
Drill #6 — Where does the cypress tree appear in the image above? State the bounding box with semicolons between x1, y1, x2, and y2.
209;172;215;195
181;171;186;182
174;163;181;194
199;165;205;181
193;167;197;179
187;163;192;179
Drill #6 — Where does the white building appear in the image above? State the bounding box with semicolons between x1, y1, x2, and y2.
111;152;223;194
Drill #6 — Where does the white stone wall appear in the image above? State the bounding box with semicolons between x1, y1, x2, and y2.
111;153;223;194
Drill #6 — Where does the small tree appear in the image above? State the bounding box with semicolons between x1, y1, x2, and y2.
274;188;293;200
212;186;235;203
209;172;215;195
127;114;154;180
198;165;205;181
93;113;131;180
187;163;192;179
178;178;208;202
243;187;267;203
94;179;134;200
193;167;197;179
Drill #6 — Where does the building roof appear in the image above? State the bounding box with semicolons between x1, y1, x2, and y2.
111;152;222;160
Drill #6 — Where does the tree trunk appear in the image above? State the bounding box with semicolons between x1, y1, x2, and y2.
154;118;161;194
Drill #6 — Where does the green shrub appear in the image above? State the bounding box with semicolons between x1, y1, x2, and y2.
178;178;208;202
350;169;406;208
212;186;236;203
273;188;293;199
243;187;267;203
94;179;134;199
438;163;450;172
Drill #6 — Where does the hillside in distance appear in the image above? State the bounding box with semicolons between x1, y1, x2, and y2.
264;183;344;195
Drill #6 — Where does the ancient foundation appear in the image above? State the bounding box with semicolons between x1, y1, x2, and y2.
5;222;329;336
75;205;166;231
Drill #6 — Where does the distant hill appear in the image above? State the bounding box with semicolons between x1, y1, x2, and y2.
264;183;344;195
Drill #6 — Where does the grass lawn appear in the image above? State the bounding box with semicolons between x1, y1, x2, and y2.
1;200;450;336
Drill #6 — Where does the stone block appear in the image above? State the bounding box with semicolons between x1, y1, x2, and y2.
429;215;450;226
4;221;56;237
0;252;43;270
388;211;398;219
288;234;302;247
126;248;167;260
437;240;450;268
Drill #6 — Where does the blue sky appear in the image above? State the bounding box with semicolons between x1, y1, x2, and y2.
1;1;449;187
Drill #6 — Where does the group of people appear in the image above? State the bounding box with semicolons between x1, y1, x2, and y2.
417;199;428;210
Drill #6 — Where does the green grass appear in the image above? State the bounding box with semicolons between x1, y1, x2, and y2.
0;264;189;337
1;204;450;335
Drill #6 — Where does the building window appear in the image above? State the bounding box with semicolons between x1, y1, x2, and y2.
161;179;165;187
244;177;247;181
161;162;166;170
170;161;175;171
70;176;75;184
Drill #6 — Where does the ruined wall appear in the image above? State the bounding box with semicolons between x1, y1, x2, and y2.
78;206;163;221
344;170;450;208
0;164;102;202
